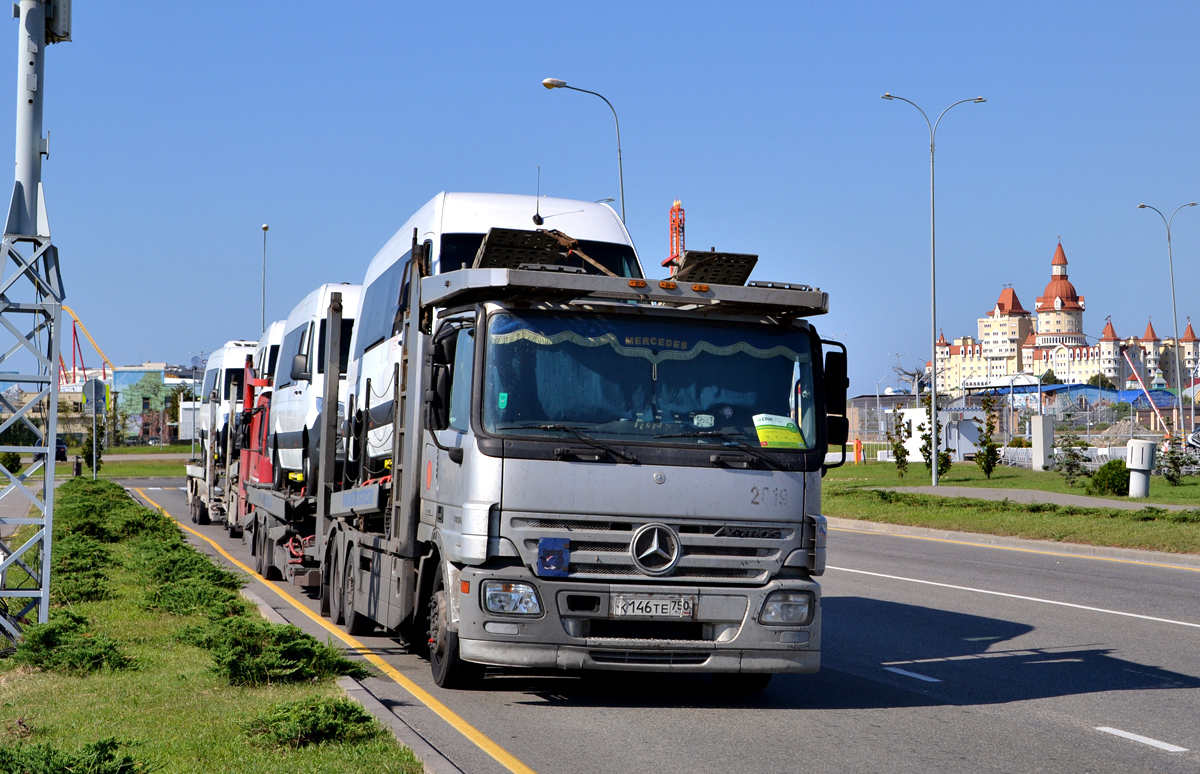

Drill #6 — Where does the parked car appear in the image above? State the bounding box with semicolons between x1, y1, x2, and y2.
55;437;67;461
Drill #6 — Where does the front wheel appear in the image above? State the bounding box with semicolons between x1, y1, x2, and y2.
428;562;483;689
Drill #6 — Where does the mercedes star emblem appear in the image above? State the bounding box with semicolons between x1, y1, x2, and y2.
630;523;681;576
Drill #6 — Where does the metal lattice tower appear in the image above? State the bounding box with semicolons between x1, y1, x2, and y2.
0;0;70;646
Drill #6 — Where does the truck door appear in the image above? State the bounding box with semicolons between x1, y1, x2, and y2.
425;321;489;563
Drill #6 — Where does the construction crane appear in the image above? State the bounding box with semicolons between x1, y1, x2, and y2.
59;305;113;385
662;199;685;274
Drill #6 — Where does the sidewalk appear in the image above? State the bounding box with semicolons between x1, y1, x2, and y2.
883;485;1196;512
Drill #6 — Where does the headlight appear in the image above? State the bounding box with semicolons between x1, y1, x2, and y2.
759;590;813;625
482;580;542;615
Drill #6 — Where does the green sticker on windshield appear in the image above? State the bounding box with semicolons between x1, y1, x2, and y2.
752;413;802;448
498;392;508;410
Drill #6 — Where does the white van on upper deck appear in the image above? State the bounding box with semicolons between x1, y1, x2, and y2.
345;192;645;463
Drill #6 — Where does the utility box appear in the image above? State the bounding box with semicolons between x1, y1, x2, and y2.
1126;439;1157;499
46;0;71;43
1031;415;1054;471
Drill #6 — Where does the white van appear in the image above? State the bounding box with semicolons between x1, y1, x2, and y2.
255;320;286;386
345;192;644;468
197;340;257;461
270;283;362;487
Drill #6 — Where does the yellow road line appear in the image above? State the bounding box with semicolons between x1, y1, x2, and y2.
134;488;536;774
829;525;1200;573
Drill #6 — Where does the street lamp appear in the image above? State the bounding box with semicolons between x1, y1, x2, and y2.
261;224;269;334
1137;201;1196;437
882;92;987;485
542;78;625;222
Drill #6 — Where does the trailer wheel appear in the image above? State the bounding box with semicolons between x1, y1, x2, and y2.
259;524;282;581
196;499;210;526
429;563;483;689
342;546;373;636
253;520;265;576
328;545;345;626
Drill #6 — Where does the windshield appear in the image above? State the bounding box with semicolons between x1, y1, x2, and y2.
483;311;817;449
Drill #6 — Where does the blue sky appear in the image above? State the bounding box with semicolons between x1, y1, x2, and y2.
22;1;1200;393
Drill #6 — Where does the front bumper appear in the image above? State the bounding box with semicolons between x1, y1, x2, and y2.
457;566;821;673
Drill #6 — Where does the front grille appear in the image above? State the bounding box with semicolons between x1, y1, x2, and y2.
590;651;711;666
509;512;800;583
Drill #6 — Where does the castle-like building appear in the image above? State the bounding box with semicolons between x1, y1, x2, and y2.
932;242;1200;395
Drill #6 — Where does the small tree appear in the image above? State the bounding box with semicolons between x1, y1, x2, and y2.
83;421;105;473
887;421;910;479
975;395;1000;479
1086;373;1115;390
1041;369;1062;385
918;396;952;477
1053;429;1090;488
1159;437;1190;486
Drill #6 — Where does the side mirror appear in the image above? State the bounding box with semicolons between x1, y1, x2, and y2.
290;353;310;382
824;350;848;415
827;415;849;447
425;364;450;430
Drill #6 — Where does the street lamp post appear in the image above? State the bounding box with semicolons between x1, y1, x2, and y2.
542;78;625;223
261;224;269;334
882;92;986;486
1138;201;1196;438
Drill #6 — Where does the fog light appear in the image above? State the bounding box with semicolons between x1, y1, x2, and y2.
759;590;813;625
482;580;542;615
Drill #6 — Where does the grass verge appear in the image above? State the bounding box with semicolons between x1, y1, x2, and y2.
824;487;1200;554
827;460;1200;506
52;459;188;478
0;478;421;773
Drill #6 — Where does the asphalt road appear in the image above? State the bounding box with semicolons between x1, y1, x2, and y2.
129;479;1200;774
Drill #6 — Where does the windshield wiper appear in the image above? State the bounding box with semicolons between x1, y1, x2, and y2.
514;424;638;463
653;430;782;469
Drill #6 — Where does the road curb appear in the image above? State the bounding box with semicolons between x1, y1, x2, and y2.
240;588;462;774
825;516;1200;569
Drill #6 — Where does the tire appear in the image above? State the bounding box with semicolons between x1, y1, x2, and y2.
328;546;344;626
428;562;483;689
711;673;772;694
342;545;373;636
197;499;210;526
259;523;282;581
273;446;286;492
253;521;265;576
189;499;199;524
303;435;318;491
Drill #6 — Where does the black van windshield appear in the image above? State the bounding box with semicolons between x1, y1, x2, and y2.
439;233;642;278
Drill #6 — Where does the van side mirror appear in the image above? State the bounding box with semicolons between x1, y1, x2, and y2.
290;353;310;382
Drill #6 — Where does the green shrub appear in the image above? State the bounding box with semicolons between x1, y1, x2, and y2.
1088;459;1129;497
178;617;368;686
0;450;22;477
140;542;242;590
142;579;252;621
12;611;131;675
0;737;149;774
1007;436;1031;448
245;696;383;749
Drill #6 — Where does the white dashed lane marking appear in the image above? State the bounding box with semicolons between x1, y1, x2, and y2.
883;667;941;683
1095;727;1188;753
